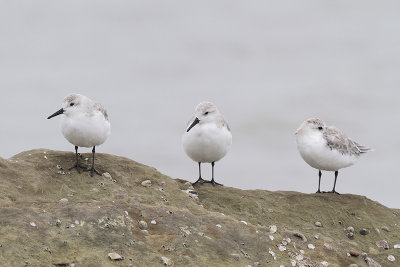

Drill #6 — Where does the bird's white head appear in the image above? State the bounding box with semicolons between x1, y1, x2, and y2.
186;101;221;132
47;93;86;119
295;118;325;135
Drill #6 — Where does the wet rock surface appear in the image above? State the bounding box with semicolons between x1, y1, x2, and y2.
0;149;399;266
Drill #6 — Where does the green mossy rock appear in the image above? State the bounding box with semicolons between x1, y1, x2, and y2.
0;149;399;266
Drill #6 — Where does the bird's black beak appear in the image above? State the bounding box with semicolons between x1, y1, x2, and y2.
187;117;200;132
47;108;64;119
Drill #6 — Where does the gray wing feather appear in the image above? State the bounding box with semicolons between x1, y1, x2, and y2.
323;126;371;156
94;103;109;121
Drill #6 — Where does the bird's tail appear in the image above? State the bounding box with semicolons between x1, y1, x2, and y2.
357;145;373;154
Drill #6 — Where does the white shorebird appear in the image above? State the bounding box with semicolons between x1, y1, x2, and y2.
182;101;232;186
47;93;111;176
295;118;371;194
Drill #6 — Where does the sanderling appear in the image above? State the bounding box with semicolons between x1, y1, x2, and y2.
182;101;232;186
47;93;111;177
295;118;371;194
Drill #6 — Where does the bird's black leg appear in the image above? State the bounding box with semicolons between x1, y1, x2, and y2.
84;146;101;177
192;162;206;185
316;170;322;193
328;170;340;194
205;162;223;186
68;146;82;173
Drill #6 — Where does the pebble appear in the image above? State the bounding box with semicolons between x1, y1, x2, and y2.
124;211;128;216
314;233;320;239
254;262;261;267
183;181;193;189
348;264;358;267
308;244;315;250
293;231;307;242
141;230;150;236
381;226;390;232
324;243;333;250
376;240;389;250
231;253;240;261
283;237;291;243
269;235;274;240
151;220;157;225
349;250;360;257
346;232;354;240
296;254;303;261
108;252;123;261
321;261;329;266
59;198;68;203
387;255;395;262
102;172;112;179
216;224;222;228
269;225;277;233
268;248;276;260
360;252;368;260
278;245;286;251
179;227;191;236
359;228;369;235
141;180;152;187
315;221;322;227
184;190;199;200
394;244;400;249
240;249;250;259
30;222;36;227
161;256;173;266
290;259;296;266
240;221;248;225
365;257;382;267
138;220;148;230
55;219;62;227
346;226;355;233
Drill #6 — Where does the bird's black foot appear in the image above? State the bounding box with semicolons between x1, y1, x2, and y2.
84;167;102;177
327;190;340;195
192;177;207;186
316;190;322;193
204;179;223;186
68;162;84;174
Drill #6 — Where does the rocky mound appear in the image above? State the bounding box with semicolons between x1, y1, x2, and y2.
0;149;399;267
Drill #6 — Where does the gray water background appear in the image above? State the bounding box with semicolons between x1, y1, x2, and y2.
0;1;399;208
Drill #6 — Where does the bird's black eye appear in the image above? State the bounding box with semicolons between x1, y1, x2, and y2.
70;103;74;106
204;112;209;115
318;126;323;130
